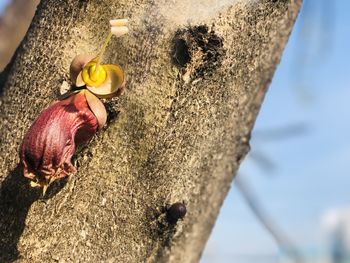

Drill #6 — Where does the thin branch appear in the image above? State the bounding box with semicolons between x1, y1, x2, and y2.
235;175;304;263
252;123;308;142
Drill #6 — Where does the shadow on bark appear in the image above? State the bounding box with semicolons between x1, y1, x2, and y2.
0;165;67;262
0;165;39;262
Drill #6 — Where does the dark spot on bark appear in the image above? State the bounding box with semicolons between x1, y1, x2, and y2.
167;202;187;223
171;25;225;77
196;25;209;34
78;0;89;9
172;39;191;67
236;154;243;163
147;202;186;259
104;100;121;124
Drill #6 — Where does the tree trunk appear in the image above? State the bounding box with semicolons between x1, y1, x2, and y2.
0;0;301;262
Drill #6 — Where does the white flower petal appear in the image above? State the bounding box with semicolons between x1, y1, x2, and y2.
111;26;129;37
110;18;128;27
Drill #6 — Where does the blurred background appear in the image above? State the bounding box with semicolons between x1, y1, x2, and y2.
0;1;349;263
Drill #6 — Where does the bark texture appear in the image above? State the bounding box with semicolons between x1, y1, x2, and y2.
0;0;301;262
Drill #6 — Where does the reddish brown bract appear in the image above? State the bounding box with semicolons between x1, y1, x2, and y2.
20;92;99;188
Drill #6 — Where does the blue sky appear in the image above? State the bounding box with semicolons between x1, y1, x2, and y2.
202;0;350;262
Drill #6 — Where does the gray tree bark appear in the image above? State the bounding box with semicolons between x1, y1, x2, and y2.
0;0;301;262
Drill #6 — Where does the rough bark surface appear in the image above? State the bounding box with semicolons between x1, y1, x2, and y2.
0;0;301;262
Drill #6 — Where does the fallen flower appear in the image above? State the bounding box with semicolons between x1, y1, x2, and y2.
20;90;106;193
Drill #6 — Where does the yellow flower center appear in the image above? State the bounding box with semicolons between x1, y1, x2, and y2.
82;61;107;87
81;32;114;88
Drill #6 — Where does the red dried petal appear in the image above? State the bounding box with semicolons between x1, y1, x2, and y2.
20;92;98;186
